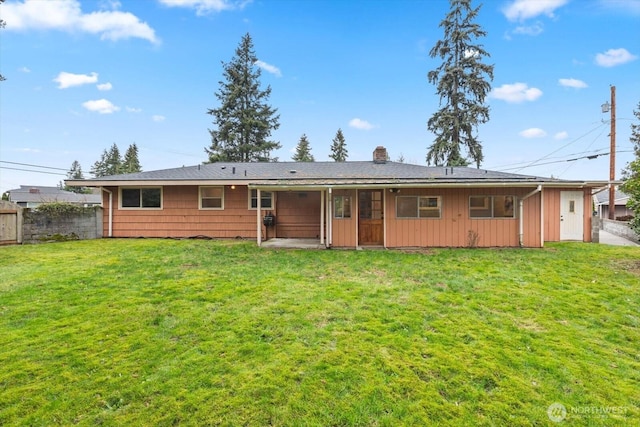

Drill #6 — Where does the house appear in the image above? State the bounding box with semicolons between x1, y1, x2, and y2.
593;188;633;220
66;146;608;248
7;186;102;208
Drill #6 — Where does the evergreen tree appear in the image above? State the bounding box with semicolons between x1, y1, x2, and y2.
329;128;348;162
63;160;86;193
620;101;640;235
206;33;281;162
123;143;142;173
91;143;125;177
426;0;494;168
292;134;315;162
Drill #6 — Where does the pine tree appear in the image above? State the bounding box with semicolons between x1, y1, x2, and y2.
91;149;109;178
426;0;494;168
123;143;142;173
329;128;348;162
292;134;315;162
91;143;125;177
620;101;640;234
63;160;86;193
206;33;281;162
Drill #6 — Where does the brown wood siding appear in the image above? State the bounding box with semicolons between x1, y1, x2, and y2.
331;189;356;247
583;188;592;243
385;187;542;248
275;191;321;238
544;188;561;242
103;185;258;238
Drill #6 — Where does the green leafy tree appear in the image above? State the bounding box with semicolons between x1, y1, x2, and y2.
292;134;315;162
426;0;494;168
206;33;281;162
1;192;8;201
329;128;348;162
620;101;640;235
123;143;142;173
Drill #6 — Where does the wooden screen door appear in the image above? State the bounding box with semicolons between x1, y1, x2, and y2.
358;190;383;245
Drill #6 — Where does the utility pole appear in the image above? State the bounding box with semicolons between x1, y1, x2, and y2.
602;86;616;220
609;86;616;220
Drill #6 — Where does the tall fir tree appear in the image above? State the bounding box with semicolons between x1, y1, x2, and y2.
123;143;142;173
292;134;315;162
329;128;348;162
620;101;640;234
206;33;281;162
62;160;86;193
91;143;126;177
426;0;494;168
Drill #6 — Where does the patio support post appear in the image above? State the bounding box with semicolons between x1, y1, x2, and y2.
257;188;262;247
328;187;332;246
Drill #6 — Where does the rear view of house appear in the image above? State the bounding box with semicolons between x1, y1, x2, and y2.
67;147;606;248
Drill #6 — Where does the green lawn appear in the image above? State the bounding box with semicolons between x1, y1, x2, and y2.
0;239;638;426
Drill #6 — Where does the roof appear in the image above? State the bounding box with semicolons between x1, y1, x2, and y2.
66;161;607;189
8;186;102;204
594;188;629;205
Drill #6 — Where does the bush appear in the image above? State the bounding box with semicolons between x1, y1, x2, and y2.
35;202;93;217
615;215;634;222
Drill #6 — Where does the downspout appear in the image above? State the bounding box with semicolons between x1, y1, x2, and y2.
519;185;542;247
328;187;333;247
320;189;325;246
257;188;262;247
102;187;113;237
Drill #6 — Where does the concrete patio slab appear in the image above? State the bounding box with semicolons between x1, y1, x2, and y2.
599;230;639;247
261;238;326;249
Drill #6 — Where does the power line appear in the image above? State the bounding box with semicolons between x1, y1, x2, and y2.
0;160;68;171
0;166;67;176
496;150;633;172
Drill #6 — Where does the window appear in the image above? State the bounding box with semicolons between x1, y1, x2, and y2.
200;186;224;209
334;196;352;218
249;189;273;209
121;187;162;209
396;196;441;218
469;195;515;218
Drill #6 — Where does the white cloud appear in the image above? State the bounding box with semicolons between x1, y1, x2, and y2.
502;0;569;21
3;0;159;44
152;115;166;122
255;60;282;77
19;66;31;73
596;0;640;15
126;106;142;113
490;83;542;103
520;128;547;138
82;99;120;114
349;118;376;130
559;78;587;89
512;22;544;36
54;71;98;89
595;48;638;67
97;82;113;91
158;0;247;15
554;131;569;140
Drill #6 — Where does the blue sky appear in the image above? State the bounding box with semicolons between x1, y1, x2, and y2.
1;0;639;195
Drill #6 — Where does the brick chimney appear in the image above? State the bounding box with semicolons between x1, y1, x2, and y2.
373;146;388;164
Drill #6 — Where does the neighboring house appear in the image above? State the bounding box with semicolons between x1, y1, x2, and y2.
7;186;102;208
67;146;608;248
593;188;633;220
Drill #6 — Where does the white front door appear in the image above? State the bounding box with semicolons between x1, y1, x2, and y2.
560;191;584;240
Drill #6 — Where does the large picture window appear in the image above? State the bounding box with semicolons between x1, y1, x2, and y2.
249;189;274;209
334;196;352;218
200;186;224;209
396;196;441;218
120;187;162;209
469;195;515;218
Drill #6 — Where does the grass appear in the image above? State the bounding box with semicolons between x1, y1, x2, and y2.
0;239;638;426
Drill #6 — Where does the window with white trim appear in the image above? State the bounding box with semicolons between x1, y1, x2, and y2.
334;196;352;218
396;196;441;218
469;195;515;218
120;187;162;209
249;189;274;209
199;186;224;209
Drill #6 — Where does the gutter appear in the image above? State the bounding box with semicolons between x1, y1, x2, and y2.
102;187;113;237
519;185;542;247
